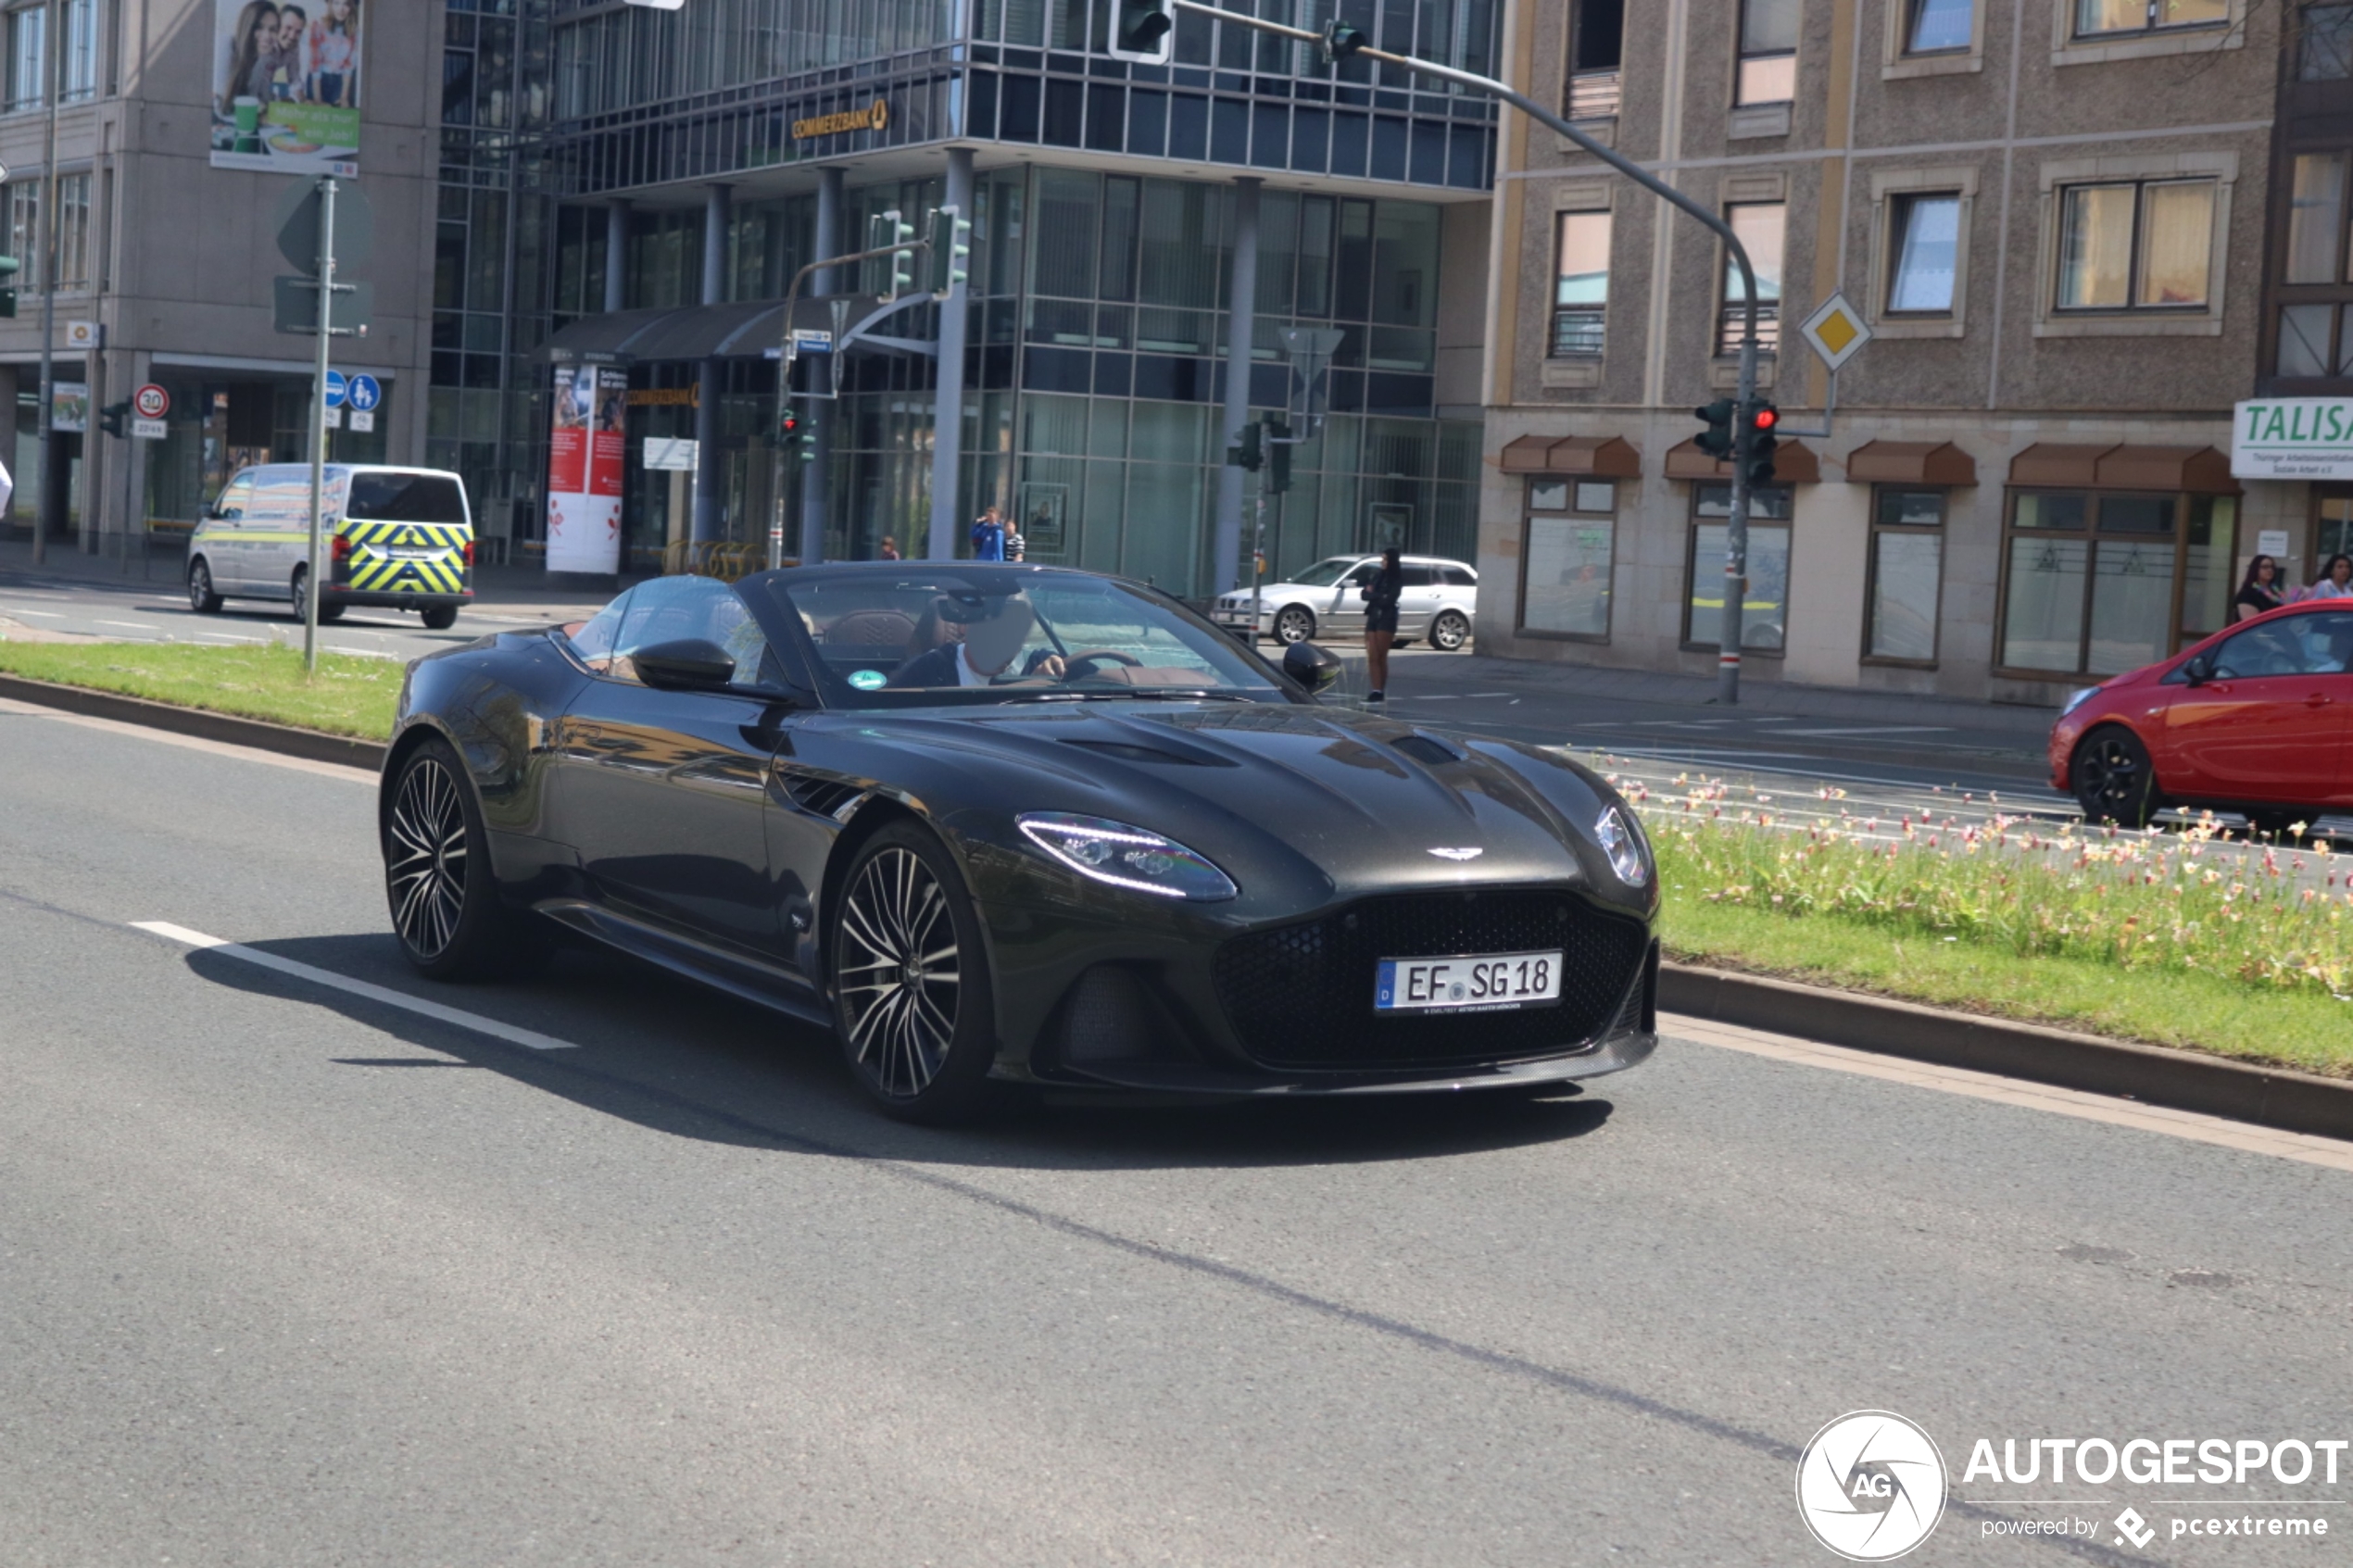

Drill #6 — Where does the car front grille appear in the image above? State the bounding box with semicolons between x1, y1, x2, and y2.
1212;889;1650;1070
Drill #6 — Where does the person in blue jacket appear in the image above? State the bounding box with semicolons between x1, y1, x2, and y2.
970;505;1007;561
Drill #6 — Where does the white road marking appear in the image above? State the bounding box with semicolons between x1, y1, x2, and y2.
1774;724;1957;737
3;607;64;618
0;695;375;784
95;620;163;632
1667;1012;2353;1175
132;922;577;1052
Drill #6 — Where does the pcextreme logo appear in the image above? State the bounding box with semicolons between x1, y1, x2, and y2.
1796;1411;1950;1562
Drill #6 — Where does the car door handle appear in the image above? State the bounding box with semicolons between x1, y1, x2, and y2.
2308;694;2334;709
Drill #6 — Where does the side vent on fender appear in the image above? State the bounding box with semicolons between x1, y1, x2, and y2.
782;772;865;821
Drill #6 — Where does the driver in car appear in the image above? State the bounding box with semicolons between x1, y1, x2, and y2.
889;593;1065;687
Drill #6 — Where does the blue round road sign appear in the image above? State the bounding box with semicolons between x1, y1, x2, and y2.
347;373;382;412
322;370;347;408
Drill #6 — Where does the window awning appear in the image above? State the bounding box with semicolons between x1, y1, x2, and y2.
1497;433;1642;477
1662;436;1821;484
1844;440;1976;486
535;300;789;365
2007;443;2240;494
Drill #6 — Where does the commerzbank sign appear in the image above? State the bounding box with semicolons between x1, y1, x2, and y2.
2232;396;2353;480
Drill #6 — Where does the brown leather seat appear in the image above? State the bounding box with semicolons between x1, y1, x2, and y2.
823;608;918;646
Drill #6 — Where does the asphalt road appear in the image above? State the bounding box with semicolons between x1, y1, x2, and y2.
3;700;2348;1566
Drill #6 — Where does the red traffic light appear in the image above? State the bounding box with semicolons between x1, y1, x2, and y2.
780;410;800;435
1752;406;1778;431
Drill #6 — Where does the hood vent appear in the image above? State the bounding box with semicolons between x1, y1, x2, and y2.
1390;734;1462;767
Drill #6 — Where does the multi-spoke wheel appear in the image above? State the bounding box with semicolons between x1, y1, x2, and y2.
830;822;996;1122
2072;725;2159;828
1428;609;1470;651
383;736;547;981
1274;606;1317;646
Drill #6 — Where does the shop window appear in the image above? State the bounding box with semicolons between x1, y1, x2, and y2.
1905;0;1973;50
1520;477;1616;640
1886;194;1961;314
1998;490;2237;675
1718;202;1785;354
1685;483;1793;652
1736;0;1798;104
2055;179;2216;311
2074;0;2227;35
1866;490;1945;664
2313;491;2353;570
1551;210;1611;358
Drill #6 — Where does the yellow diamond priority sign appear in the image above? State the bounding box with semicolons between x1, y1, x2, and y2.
1797;292;1872;372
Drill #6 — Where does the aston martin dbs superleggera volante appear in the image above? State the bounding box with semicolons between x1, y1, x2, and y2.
380;563;1660;1120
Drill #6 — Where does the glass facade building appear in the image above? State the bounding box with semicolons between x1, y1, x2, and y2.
431;0;1496;596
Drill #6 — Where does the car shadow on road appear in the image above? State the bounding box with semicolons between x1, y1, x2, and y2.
180;934;1618;1173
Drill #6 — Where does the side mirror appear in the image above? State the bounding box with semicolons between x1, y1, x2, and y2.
632;637;741;691
1282;638;1342;694
2182;652;2214;686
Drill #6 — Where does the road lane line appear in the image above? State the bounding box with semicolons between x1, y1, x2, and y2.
3;607;64;617
1774;724;1957;737
1667;1012;2353;1175
95;620;163;632
131;922;578;1052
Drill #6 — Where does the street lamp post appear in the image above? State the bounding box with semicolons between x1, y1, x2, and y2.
1169;0;1766;702
31;0;57;566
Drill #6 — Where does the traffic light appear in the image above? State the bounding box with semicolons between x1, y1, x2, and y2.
1108;0;1174;62
1321;19;1368;62
97;399;131;438
779;407;800;445
1264;417;1292;495
0;252;18;319
873;209;917;301
1694;397;1737;461
1229;420;1264;471
927;206;972;296
1743;400;1780;487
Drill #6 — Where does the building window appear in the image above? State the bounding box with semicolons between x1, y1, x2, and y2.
6;180;35;287
53;170;87;286
2277;151;2353;379
1520;477;1616;640
1565;0;1623;119
1736;0;1798;103
1906;0;1973;50
2304;4;2353;78
6;4;42;110
1718;201;1785;353
1866;490;1945;663
60;0;90;100
1887;193;1961;314
2055;180;2215;311
1552;210;1611;358
1685;483;1793;652
1997;490;2239;674
2074;0;2228;35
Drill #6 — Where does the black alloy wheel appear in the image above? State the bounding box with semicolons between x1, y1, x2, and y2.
1429;609;1471;652
290;566;313;624
2072;725;2159;828
1274;606;1317;646
188;558;222;614
422;605;459;631
384;737;547;980
830;822;996;1123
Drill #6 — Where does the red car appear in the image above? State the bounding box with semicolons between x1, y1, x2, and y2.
2050;601;2353;832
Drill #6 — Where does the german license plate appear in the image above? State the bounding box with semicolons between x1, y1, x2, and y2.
1375;950;1563;1012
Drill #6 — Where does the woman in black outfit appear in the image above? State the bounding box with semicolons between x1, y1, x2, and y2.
2233;554;2285;621
1360;546;1404;702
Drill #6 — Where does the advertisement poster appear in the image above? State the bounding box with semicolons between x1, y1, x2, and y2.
209;0;362;174
545;365;627;574
49;382;88;434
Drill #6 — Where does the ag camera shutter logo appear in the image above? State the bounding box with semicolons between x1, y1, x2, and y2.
1796;1411;1947;1561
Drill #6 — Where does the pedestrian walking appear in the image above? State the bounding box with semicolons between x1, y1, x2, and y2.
878;534;900;561
2309;554;2353;601
2234;554;2286;621
1359;546;1404;704
1004;519;1026;562
970;505;1006;562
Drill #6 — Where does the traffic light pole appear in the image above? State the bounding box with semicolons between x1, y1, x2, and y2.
1167;0;1765;700
302;176;337;674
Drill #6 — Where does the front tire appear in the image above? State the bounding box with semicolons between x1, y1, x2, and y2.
2072;725;2159;828
1274;605;1317;646
1429;609;1470;652
830;822;998;1123
384;737;547;981
188;558;223;614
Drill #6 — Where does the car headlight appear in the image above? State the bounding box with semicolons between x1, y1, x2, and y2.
1017;812;1238;901
1594;805;1650;885
2060;685;2098;718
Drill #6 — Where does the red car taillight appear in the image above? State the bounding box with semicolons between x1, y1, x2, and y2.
330;533;351;561
463;540;475;567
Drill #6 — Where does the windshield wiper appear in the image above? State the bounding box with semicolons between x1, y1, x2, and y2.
996;687;1259;703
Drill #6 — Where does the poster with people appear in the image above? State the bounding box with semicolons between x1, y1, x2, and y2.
546;365;627;574
209;0;362;174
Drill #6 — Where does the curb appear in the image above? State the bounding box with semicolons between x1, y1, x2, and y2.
1661;961;2353;1143
0;672;389;771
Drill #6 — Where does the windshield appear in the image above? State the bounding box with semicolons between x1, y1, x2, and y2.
778;569;1288;708
1288;557;1366;588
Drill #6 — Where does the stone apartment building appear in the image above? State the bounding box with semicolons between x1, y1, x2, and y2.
0;0;440;557
1478;0;2337;705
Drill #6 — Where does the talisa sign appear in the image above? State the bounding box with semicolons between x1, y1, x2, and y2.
2232;397;2353;481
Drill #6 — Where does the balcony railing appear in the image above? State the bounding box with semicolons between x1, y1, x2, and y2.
1552;307;1605;358
1567;69;1621;123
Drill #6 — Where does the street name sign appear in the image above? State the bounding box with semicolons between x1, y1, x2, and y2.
2233;397;2353;480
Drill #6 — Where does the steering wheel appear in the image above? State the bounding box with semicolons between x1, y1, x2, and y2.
1061;648;1144;682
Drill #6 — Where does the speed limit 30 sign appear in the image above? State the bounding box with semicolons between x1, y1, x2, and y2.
132;383;170;420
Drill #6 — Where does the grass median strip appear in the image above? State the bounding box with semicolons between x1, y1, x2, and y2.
1633;775;2353;1077
0;641;400;739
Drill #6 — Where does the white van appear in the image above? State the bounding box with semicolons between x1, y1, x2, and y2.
186;464;475;629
